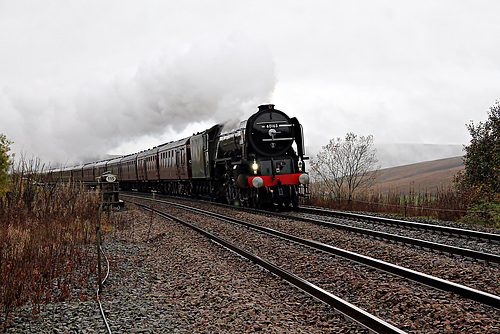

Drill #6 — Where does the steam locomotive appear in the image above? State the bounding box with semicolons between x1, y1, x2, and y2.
49;104;309;208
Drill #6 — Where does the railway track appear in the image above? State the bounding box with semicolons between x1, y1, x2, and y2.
190;200;500;264
142;193;500;264
123;194;500;332
298;206;500;243
283;208;500;264
131;201;404;333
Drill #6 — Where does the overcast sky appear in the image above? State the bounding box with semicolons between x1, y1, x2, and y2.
1;0;499;166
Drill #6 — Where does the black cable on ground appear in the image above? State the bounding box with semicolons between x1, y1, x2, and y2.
96;245;112;334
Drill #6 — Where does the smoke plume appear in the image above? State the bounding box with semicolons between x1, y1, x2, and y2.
1;36;276;166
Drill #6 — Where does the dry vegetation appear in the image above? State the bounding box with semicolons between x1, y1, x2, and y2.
309;184;467;221
0;159;102;332
308;157;474;223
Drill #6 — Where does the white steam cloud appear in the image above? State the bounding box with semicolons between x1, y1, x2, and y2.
1;36;276;166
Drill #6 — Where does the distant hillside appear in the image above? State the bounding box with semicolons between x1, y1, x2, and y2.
307;143;465;169
372;156;464;193
375;143;464;168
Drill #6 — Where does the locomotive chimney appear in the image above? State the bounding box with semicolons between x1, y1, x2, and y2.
258;104;275;111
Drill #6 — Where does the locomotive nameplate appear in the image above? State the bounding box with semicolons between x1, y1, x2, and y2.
257;120;289;129
259;123;293;129
265;123;280;129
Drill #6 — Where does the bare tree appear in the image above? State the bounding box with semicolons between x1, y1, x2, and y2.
310;133;379;201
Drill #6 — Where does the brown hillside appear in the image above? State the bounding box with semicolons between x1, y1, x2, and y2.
372;156;464;193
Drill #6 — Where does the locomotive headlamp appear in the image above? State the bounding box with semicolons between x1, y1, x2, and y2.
252;159;259;174
252;177;264;188
299;173;310;185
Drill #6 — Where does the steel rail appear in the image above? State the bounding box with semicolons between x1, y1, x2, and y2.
211;202;500;264
299;206;500;242
133;201;406;334
142;195;500;263
124;195;500;310
280;211;500;264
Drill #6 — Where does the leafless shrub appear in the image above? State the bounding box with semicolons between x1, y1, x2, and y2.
0;156;101;332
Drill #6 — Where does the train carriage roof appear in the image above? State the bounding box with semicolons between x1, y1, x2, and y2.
95;160;108;168
137;146;160;158
69;164;84;172
82;162;96;170
106;156;123;165
121;152;139;162
157;137;190;152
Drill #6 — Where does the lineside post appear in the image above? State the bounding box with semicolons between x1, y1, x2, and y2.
97;203;103;294
96;172;118;295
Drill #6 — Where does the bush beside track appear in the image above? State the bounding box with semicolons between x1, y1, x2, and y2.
0;163;103;332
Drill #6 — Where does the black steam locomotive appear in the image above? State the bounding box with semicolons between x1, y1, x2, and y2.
49;104;310;208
